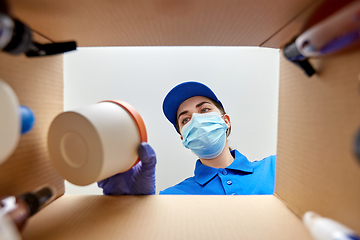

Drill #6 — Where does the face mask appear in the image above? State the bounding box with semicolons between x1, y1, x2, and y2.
181;112;228;159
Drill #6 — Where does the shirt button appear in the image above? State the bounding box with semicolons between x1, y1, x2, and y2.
231;193;237;195
226;180;232;185
222;169;228;175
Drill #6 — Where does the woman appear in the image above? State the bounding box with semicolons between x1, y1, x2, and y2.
98;81;275;195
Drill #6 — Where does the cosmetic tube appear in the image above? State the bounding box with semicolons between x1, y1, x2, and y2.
303;211;360;240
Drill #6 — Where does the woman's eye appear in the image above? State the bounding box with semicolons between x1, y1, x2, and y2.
201;108;210;113
182;117;190;125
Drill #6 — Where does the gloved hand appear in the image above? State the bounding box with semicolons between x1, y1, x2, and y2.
97;142;156;195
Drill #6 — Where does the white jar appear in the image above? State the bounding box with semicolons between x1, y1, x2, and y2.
47;100;147;186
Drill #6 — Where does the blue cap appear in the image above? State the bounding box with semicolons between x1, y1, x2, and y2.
162;81;223;131
19;105;35;134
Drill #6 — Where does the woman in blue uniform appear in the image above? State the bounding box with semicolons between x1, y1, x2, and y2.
98;81;275;195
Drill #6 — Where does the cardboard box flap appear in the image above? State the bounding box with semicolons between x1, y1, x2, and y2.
10;0;321;48
276;50;360;232
22;195;312;240
0;54;64;198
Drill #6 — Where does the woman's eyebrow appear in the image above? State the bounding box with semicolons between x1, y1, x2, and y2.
195;101;211;108
178;110;188;120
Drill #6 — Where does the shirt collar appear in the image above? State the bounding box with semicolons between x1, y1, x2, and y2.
194;149;254;186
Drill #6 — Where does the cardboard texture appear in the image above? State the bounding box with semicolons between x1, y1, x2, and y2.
22;195;313;240
261;0;325;48
9;0;319;48
276;50;360;232
1;0;359;239
0;54;65;198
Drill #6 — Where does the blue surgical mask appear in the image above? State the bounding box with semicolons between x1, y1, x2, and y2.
181;112;228;159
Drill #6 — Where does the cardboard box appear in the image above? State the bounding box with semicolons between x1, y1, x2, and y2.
23;195;312;240
0;0;359;239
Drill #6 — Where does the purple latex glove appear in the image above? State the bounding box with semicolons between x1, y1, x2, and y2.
97;142;156;195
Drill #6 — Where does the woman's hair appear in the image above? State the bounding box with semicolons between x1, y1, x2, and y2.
175;97;232;137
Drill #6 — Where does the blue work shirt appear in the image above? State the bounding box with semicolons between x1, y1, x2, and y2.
160;150;276;195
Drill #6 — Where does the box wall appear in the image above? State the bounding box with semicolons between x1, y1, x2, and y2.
10;0;318;48
0;53;65;198
276;49;360;232
23;195;313;240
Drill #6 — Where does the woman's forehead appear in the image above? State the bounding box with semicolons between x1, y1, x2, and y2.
177;96;213;115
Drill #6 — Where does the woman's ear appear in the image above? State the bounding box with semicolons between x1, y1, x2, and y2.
180;135;183;141
223;114;231;129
